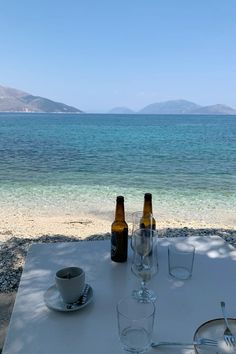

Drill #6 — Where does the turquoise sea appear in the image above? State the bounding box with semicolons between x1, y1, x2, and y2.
0;113;236;227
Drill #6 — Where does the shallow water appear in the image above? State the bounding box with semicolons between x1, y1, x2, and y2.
0;113;235;226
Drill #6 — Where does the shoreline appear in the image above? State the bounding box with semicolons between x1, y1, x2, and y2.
0;208;236;241
1;208;236;293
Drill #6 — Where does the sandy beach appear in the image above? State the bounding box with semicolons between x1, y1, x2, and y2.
0;204;235;242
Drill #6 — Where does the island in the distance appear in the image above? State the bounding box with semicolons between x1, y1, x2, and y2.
0;85;82;113
109;99;236;115
1;84;236;115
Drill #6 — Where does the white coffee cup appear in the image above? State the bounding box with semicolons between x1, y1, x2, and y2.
55;267;85;304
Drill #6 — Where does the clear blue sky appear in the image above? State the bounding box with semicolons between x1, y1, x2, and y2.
0;0;236;112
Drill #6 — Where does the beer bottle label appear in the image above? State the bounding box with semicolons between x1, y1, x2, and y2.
111;229;128;262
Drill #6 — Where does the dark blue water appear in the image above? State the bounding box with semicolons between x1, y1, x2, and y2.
0;113;235;223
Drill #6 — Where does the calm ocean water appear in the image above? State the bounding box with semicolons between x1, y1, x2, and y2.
0;113;236;223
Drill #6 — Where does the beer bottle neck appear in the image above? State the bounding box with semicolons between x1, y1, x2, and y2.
143;198;153;215
115;201;125;221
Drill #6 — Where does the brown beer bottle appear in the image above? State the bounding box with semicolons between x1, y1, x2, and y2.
111;196;128;262
140;193;156;230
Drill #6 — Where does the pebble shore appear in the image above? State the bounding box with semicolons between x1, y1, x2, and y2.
0;227;236;293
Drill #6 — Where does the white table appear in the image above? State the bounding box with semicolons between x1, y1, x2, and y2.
2;236;236;354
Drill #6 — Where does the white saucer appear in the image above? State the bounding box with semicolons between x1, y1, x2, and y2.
194;318;236;353
44;284;93;312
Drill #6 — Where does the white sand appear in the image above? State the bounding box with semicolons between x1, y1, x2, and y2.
0;205;235;241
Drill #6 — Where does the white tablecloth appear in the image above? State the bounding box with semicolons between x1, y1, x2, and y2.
3;236;236;354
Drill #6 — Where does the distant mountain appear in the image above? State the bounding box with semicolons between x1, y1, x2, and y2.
137;100;236;115
190;104;236;115
0;85;82;113
108;107;135;114
139;100;201;114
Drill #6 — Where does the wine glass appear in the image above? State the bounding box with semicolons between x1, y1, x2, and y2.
131;211;143;231
131;229;158;302
117;296;155;354
131;212;154;250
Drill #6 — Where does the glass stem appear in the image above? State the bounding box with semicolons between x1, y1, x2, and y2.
140;280;146;294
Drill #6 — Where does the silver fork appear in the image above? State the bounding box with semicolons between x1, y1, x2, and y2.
151;338;217;348
221;301;236;347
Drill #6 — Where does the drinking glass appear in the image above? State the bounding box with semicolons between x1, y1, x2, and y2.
131;229;158;302
117;296;155;354
168;243;195;280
